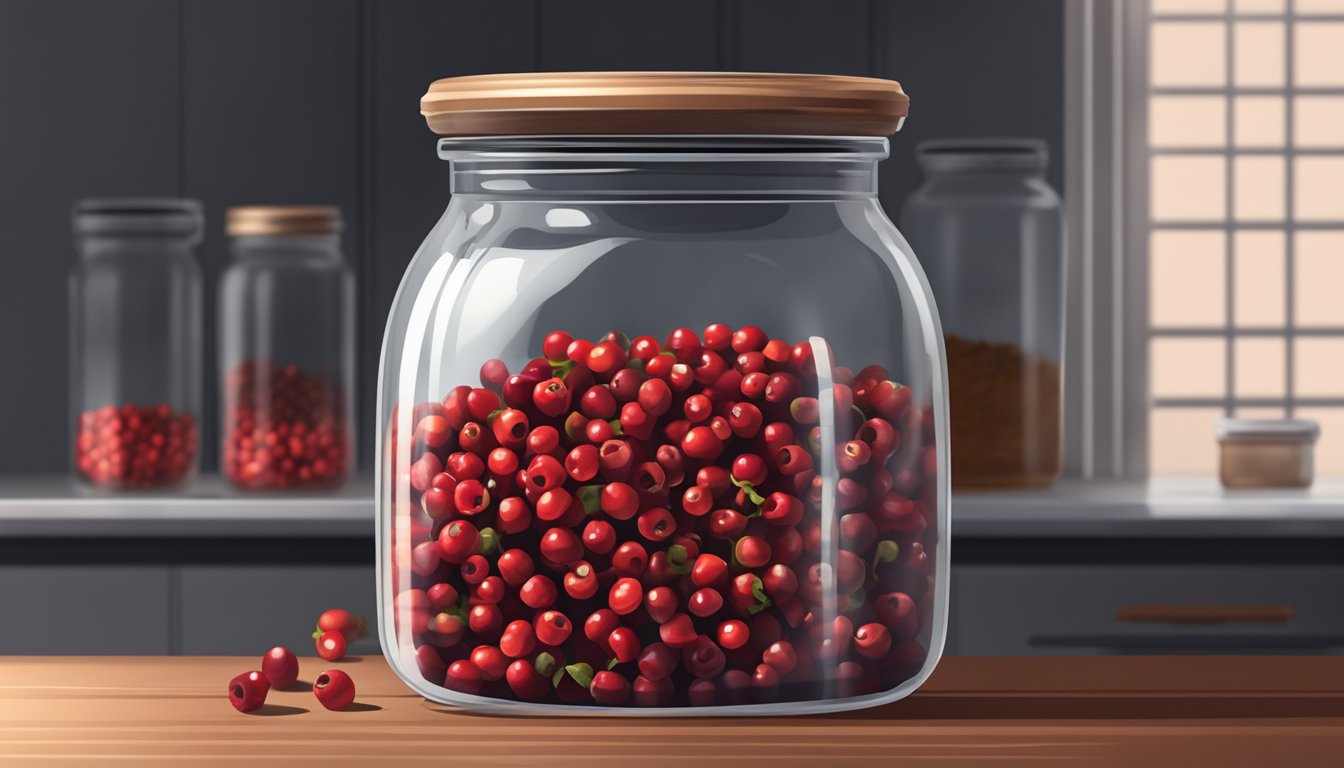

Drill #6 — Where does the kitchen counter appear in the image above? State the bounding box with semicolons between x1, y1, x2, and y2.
1;656;1342;766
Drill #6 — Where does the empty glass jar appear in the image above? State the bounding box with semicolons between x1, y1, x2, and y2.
901;139;1064;490
377;72;948;715
70;199;203;490
219;206;354;490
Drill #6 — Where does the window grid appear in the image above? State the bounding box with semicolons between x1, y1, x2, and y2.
1148;0;1344;473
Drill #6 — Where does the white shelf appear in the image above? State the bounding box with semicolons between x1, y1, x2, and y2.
2;475;1342;539
0;475;373;537
953;477;1344;538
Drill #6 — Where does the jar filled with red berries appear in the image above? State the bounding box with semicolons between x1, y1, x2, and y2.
219;206;354;491
378;73;948;715
71;199;203;491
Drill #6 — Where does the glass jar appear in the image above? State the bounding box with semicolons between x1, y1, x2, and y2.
900;139;1063;490
70;199;203;490
219;207;354;490
377;72;948;715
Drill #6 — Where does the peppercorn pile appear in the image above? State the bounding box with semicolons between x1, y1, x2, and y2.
391;325;937;707
75;403;198;489
222;360;350;490
945;334;1061;489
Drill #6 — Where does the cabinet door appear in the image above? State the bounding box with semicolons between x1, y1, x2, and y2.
950;565;1344;655
0;566;170;653
178;565;377;655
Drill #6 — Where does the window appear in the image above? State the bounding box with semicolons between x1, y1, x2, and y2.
1143;0;1344;475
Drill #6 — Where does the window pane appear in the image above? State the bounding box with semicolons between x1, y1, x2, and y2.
1234;96;1284;147
1292;408;1344;477
1152;96;1227;147
1234;0;1283;11
1153;23;1227;87
1294;337;1344;396
1151;231;1227;327
1234;337;1287;396
1294;98;1344;149
1297;0;1344;13
1295;231;1344;326
1150;408;1221;474
1154;0;1227;12
1234;230;1286;326
1295;23;1344;87
1152;156;1227;220
1152;338;1227;396
1234;23;1285;87
1294;157;1344;221
1234;156;1286;220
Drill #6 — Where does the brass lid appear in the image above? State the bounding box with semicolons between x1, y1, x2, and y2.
227;206;342;237
420;72;909;137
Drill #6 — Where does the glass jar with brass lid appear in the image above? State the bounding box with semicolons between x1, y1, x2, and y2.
219;206;354;490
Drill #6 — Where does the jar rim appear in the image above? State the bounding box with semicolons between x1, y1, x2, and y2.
436;135;890;163
915;138;1048;172
421;72;908;137
73;198;203;239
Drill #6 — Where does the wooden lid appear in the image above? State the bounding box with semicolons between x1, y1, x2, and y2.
227;206;342;237
421;72;909;137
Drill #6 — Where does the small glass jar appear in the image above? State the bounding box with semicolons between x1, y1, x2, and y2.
70;199;203;490
900;139;1064;490
219;207;354;490
1216;418;1319;489
377;72;948;715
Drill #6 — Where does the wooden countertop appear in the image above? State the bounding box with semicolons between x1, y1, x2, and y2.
2;656;1343;766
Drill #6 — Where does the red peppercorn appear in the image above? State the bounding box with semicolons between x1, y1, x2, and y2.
460;553;490;585
315;630;346;661
659;612;698;648
564;561;598;599
444;659;484;694
438;520;480;564
586;609;620;645
691;553;728;588
534;610;573;646
609;577;644;615
731;453;768;486
260;646;298;689
496;548;534;587
717;619;749;650
611;541;648;577
708;507;748;539
681;426;723;461
564;444;599;482
473;575;506;605
534;487;572;521
607;626;641;663
470;645;509;681
426;612;465;646
587;340;628;375
582;519;617;555
636;377;672;418
228;670;270;713
636;507;676;542
532;377;571;418
312;669;356;710
526;425;560;455
664;327;700;356
589;669;631;706
543;330;574;362
734;536;772;569
519;574;558;609
644;586;678;624
636;641;678;681
499;620;537;658
496;495;531;534
688;587;723;618
468;603;503;639
539;526;583;566
731;325;767;353
600;481;640;520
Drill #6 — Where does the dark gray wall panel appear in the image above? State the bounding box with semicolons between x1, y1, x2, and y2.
0;0;181;474
178;565;377;655
182;0;363;469
367;0;537;450
875;0;1066;219
0;566;171;653
737;0;872;76
539;0;720;70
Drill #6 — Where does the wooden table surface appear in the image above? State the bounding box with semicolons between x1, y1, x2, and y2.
2;656;1343;766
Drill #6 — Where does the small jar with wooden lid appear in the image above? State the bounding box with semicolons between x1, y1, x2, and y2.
377;72;949;715
219;206;354;490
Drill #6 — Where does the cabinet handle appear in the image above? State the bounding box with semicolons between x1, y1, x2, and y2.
1115;604;1294;625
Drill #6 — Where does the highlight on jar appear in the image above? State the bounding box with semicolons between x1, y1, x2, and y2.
218;205;356;492
384;326;938;710
69;198;206;491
